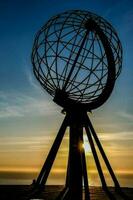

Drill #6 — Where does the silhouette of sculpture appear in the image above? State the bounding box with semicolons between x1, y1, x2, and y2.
31;10;123;200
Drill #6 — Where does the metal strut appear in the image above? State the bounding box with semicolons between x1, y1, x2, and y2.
36;115;69;186
85;113;120;189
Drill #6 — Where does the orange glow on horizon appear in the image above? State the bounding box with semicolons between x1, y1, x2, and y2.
0;166;133;176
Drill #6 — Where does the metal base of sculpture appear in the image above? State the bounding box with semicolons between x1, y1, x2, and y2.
32;110;123;200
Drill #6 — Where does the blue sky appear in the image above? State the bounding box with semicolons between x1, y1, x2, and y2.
0;0;133;186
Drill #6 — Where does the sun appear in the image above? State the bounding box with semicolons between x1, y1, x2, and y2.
83;135;91;153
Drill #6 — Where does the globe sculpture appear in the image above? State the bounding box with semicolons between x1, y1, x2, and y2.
31;10;123;200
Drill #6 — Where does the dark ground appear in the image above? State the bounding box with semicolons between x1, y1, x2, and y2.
0;185;132;200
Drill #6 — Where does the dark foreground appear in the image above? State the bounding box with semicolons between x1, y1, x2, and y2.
0;185;132;200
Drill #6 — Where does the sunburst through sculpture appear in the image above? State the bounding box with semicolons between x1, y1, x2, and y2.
31;10;123;200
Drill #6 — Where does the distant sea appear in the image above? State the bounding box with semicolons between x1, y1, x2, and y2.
0;171;133;187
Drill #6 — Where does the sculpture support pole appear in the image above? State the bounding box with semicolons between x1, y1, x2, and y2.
36;115;68;186
67;112;83;200
85;114;120;189
61;111;90;200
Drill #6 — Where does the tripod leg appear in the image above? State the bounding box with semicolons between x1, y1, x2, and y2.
85;125;107;189
85;114;120;189
35;115;69;187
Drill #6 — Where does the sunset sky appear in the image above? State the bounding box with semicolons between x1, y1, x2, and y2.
0;0;133;187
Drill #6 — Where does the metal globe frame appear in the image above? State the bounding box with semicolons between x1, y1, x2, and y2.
32;10;122;111
31;10;125;200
